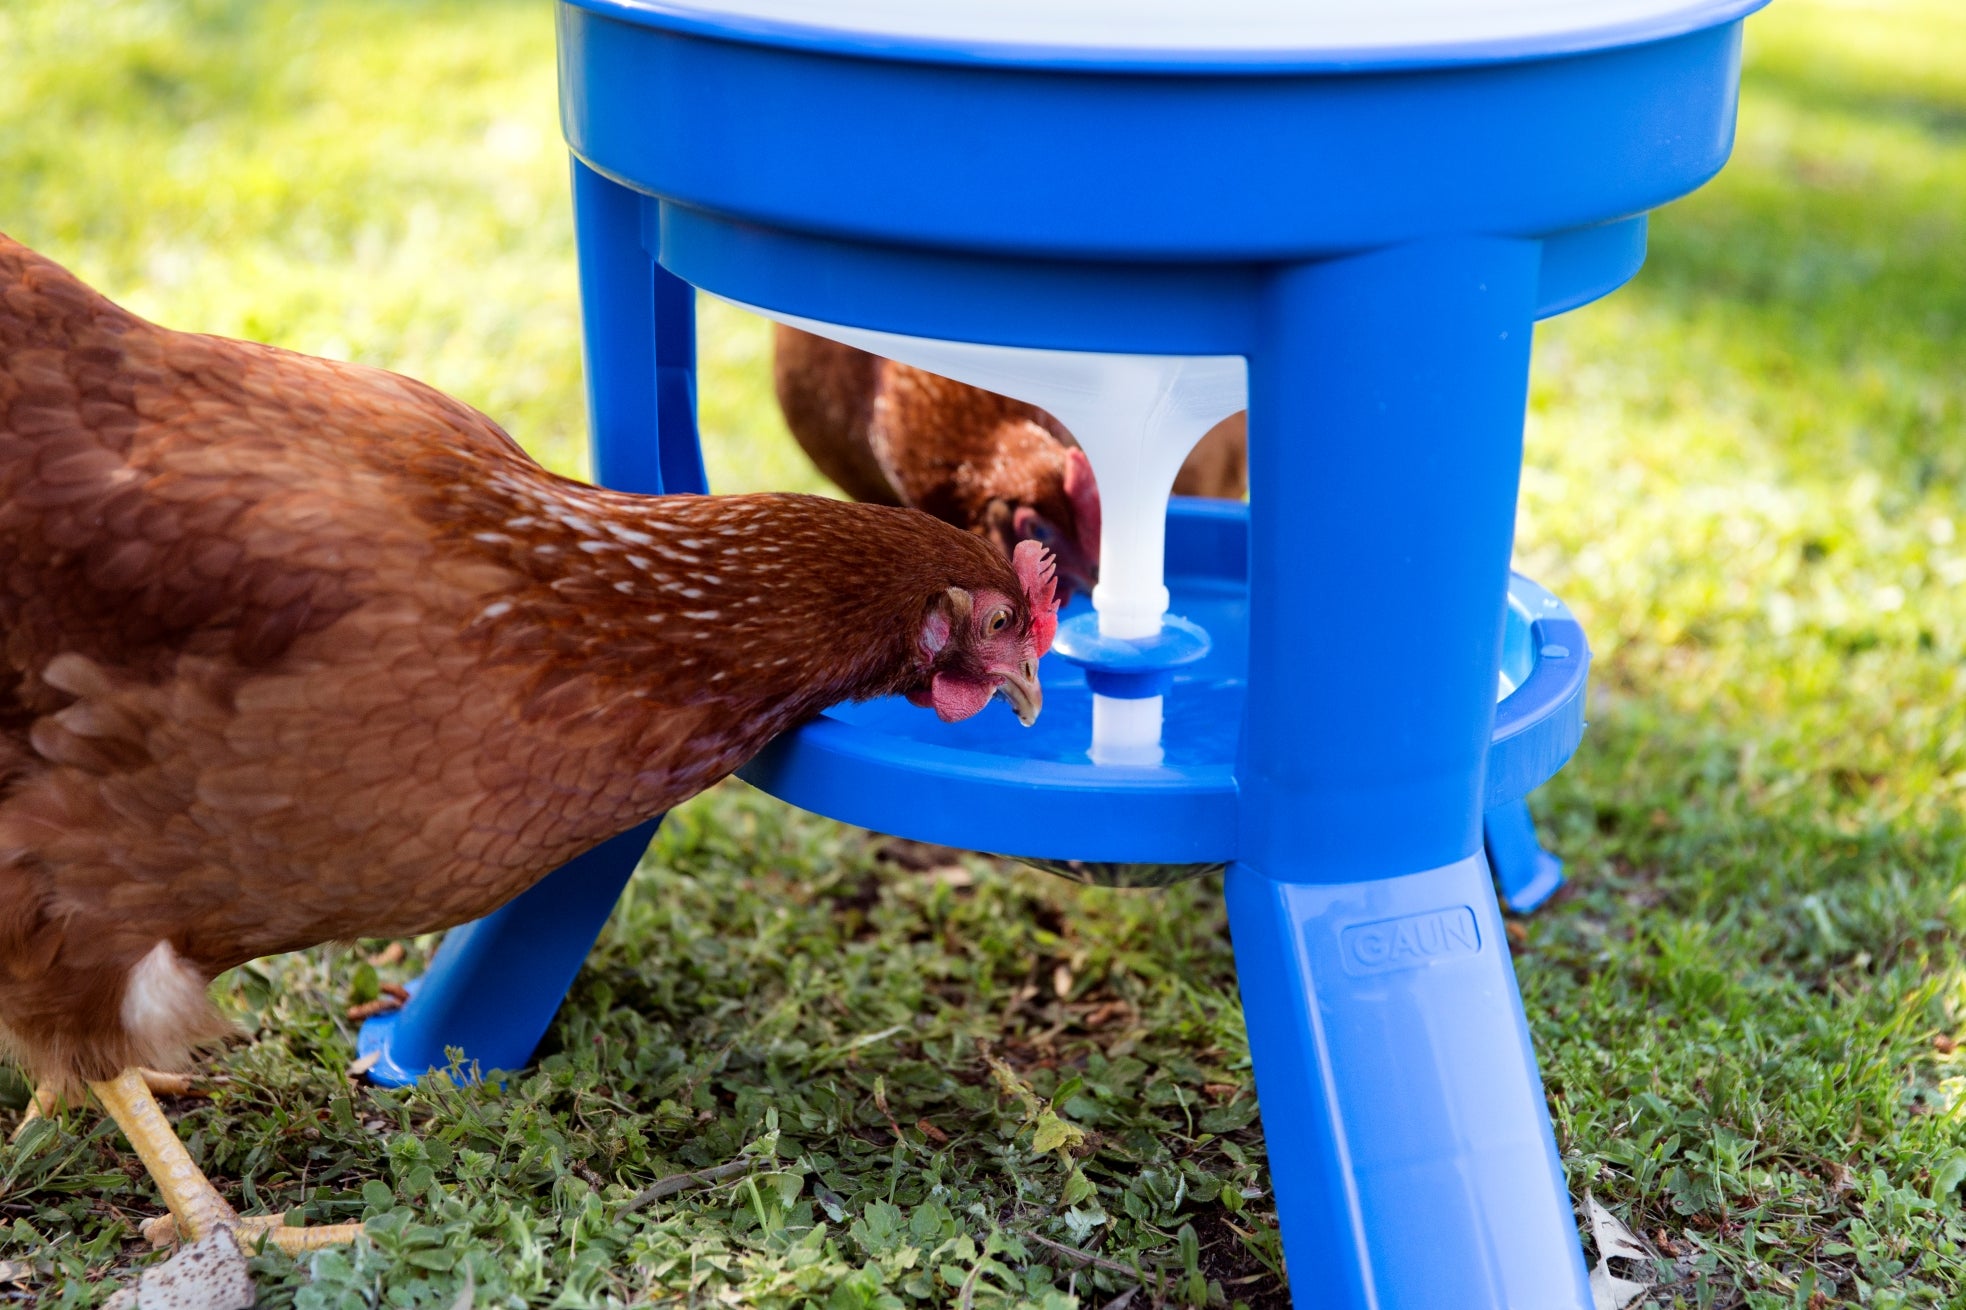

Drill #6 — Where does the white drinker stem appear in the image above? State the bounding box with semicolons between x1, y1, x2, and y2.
726;298;1246;764
1066;361;1242;765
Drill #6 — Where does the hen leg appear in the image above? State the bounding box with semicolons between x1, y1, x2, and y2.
12;1070;197;1144
88;1068;365;1252
8;1084;63;1143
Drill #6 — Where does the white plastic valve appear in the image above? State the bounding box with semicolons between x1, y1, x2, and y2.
1091;694;1167;767
728;298;1246;764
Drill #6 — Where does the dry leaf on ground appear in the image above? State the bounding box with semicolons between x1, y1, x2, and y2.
1587;1193;1656;1310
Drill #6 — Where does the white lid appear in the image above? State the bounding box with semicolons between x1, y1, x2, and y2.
597;0;1761;66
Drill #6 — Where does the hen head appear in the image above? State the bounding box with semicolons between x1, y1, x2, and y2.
980;441;1101;604
908;539;1060;726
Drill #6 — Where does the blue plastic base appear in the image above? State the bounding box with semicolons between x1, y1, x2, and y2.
358;818;661;1087
739;500;1590;867
537;12;1756;1286
1227;853;1593;1309
1485;798;1568;913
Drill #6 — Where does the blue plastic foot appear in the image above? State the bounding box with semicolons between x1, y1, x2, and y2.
1225;854;1592;1309
1485;798;1566;913
359;818;661;1086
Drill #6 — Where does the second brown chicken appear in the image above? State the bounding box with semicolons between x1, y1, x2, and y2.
773;326;1246;602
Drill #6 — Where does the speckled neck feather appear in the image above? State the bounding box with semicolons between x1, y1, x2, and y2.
0;233;1039;1091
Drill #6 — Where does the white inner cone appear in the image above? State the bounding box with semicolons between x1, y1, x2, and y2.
730;299;1247;765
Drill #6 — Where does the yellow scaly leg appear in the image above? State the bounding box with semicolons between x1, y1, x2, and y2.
88;1068;366;1252
11;1070;201;1140
12;1071;196;1145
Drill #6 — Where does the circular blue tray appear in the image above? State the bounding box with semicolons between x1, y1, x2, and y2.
737;498;1588;864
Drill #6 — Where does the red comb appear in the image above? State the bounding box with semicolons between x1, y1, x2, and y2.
1013;538;1060;656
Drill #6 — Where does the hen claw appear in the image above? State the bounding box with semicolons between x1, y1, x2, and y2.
142;1210;367;1253
89;1068;365;1254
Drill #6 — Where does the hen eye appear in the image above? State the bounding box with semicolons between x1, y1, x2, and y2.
986;609;1010;634
1024;520;1054;544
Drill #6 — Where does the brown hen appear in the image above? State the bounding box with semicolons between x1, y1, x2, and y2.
773;325;1247;598
0;235;1057;1251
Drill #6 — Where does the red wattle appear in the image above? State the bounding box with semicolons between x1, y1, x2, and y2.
930;671;995;722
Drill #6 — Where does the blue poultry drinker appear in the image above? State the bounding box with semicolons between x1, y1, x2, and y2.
360;1;1765;1303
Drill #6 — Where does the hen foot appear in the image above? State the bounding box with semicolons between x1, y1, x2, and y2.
139;1209;365;1252
88;1068;365;1253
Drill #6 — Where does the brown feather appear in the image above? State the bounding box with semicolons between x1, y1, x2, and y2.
0;234;1047;1093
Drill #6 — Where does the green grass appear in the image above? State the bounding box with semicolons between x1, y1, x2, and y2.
2;0;1965;1305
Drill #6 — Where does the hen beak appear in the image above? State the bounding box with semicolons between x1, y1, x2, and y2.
995;660;1043;727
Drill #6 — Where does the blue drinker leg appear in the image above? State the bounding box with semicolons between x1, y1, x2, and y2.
1227;856;1589;1308
1236;239;1590;1305
359;819;661;1085
569;156;707;499
1485;799;1567;914
545;7;1753;1303
360;159;705;1085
